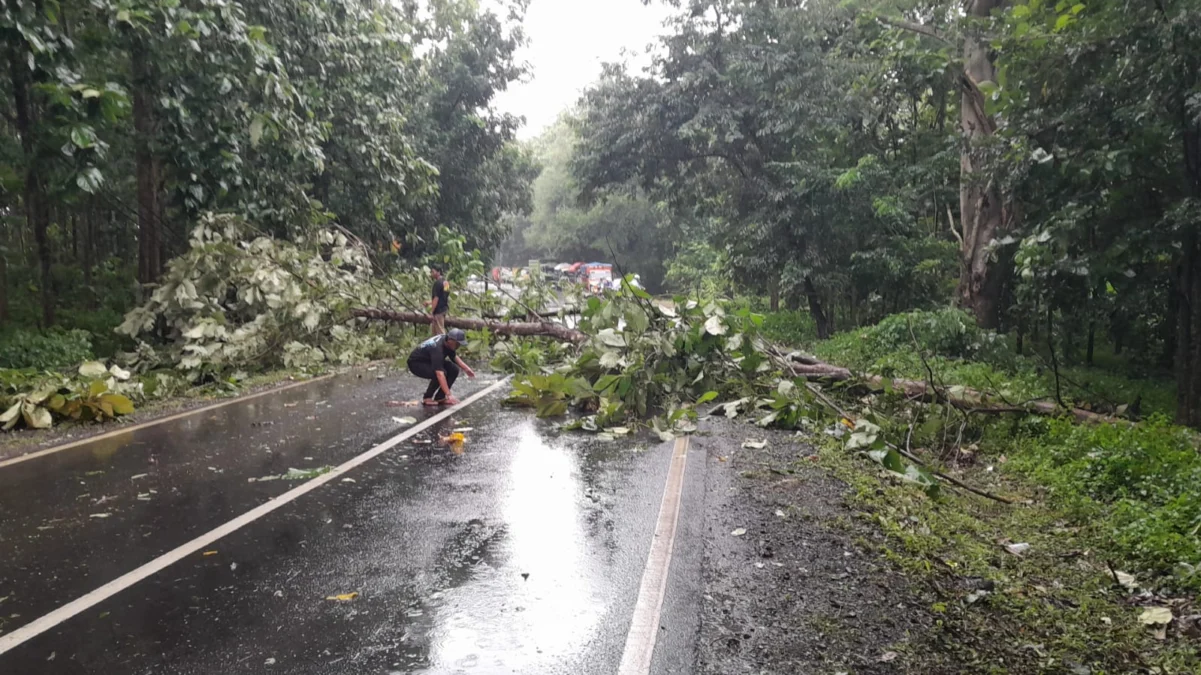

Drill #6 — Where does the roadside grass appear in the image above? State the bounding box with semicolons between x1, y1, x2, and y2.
816;438;1200;672
756;308;1200;669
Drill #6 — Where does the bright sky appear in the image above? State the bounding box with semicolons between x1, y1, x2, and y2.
491;0;674;140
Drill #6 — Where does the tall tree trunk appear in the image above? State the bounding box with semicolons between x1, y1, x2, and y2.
1086;322;1096;365
1174;114;1201;426
1162;278;1178;368
956;0;1014;331
1015;314;1025;356
1175;233;1201;426
83;201;94;285
769;277;780;312
804;276;831;340
132;40;162;286
9;42;54;327
0;252;7;326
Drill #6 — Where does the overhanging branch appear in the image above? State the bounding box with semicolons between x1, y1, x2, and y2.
876;16;951;45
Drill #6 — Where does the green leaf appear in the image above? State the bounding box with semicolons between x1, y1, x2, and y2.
76;168;103;193
696;391;719;405
23;403;52;430
89;380;109;397
99;394;135;416
599;350;622;369
704;315;726;336
79;361;108;378
1011;4;1031;18
28;386;57;405
535;400;568;418
0;402;22;431
1070;2;1085;14
597;329;626;348
249;118;264;148
1054;13;1072;30
70;126;95;149
624;307;650;334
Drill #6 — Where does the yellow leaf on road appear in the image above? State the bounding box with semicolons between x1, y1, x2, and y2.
202;551;218;557
326;592;359;602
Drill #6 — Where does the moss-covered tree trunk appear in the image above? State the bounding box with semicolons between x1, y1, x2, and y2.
956;0;1014;331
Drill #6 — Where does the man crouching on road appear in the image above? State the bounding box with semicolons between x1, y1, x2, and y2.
407;328;476;406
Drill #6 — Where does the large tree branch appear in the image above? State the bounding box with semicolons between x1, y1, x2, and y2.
877;17;951;44
357;309;1124;425
352;308;588;344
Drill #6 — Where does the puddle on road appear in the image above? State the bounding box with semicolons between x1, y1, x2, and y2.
423;421;607;673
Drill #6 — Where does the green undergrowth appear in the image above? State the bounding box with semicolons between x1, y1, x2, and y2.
757;309;818;347
816;436;1200;672
0;329;96;371
806;308;1175;417
999;417;1201;591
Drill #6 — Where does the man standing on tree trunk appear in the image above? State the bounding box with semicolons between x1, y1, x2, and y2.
407;328;475;406
427;265;450;336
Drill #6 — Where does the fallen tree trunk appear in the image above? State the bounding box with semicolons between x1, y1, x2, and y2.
859;375;1119;424
358;307;1121;424
767;348;1120;424
352;308;588;344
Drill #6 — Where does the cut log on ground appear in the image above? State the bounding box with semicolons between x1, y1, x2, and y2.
859;376;1120;425
766;345;1120;424
352;308;588;344
358;307;1122;425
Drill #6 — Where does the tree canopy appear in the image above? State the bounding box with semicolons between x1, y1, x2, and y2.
1;0;532;333
560;0;1201;425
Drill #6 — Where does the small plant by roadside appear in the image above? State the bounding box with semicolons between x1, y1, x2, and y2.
0;361;140;431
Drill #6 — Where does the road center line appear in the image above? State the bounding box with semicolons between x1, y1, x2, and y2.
618;435;690;675
0;377;511;657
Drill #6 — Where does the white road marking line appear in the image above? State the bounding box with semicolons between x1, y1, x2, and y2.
0;373;339;470
0;377;510;657
618;435;690;675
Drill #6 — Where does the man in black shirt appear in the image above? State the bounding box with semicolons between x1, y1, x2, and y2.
426;265;450;336
407;328;476;406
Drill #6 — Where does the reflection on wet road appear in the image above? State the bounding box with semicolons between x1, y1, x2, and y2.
430;424;604;672
0;374;683;674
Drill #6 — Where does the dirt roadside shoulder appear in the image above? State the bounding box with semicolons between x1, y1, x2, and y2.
693;417;1201;674
693;419;940;674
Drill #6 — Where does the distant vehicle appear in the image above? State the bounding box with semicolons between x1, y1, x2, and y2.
581;263;613;295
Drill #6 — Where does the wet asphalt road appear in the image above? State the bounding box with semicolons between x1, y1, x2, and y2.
0;370;707;674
